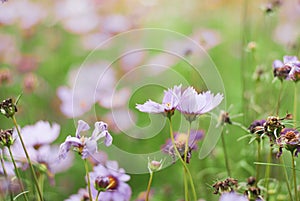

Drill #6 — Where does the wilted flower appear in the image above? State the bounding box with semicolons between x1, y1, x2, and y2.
218;110;232;126
213;178;238;195
136;85;182;118
89;161;131;201
277;128;300;157
0;98;17;118
0;129;14;147
162;130;204;163
263;116;285;143
273;55;300;81
177;87;223;122
219;192;248;201
59;120;112;160
248;119;266;135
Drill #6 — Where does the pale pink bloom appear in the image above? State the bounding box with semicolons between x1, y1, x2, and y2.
57;62;116;118
101;15;133;35
55;0;100;34
0;0;46;29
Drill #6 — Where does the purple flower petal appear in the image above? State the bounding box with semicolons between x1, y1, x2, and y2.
273;60;284;69
76;120;90;138
283;55;299;64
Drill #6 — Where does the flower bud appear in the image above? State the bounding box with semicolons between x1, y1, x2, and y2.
95;175;118;192
148;159;163;173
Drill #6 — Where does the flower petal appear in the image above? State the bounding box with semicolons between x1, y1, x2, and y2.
76;120;90;138
136;100;165;113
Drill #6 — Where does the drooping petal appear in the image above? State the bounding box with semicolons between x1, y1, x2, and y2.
59;136;82;160
91;121;108;140
104;131;113;146
82;138;97;159
76;120;90;138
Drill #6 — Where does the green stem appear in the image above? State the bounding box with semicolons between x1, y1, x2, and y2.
280;157;293;201
276;81;283;116
291;152;298;201
11;116;43;201
183;167;189;201
256;139;261;183
38;174;44;200
264;147;272;199
221;131;231;177
84;159;92;201
183;122;191;201
1;149;13;201
293;83;297;128
95;191;101;201
145;172;153;201
8;147;29;201
168;118;197;201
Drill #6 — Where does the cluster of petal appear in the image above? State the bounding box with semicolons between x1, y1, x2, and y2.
178;87;223;122
59;120;112;160
136;85;223;122
89;161;131;201
273;55;300;81
136;85;182;115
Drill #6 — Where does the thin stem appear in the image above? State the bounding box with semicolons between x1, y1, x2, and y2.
241;0;250;123
38;173;44;200
256;139;261;183
221;131;231;177
84;159;92;201
11;116;42;201
280;157;293;201
264;147;272;199
291;152;298;201
145;172;153;201
1;149;13;201
276;81;283;116
293;83;297;128
95;191;101;201
168;118;197;201
183;122;191;201
8;147;29;201
183;167;189;201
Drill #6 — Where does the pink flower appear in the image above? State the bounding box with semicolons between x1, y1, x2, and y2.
177;87;223;122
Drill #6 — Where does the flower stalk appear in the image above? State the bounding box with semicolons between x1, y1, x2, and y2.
11;115;43;201
145;171;153;201
8;146;29;201
168;118;197;201
221;131;231;177
0;150;13;201
291;151;298;201
84;159;92;201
